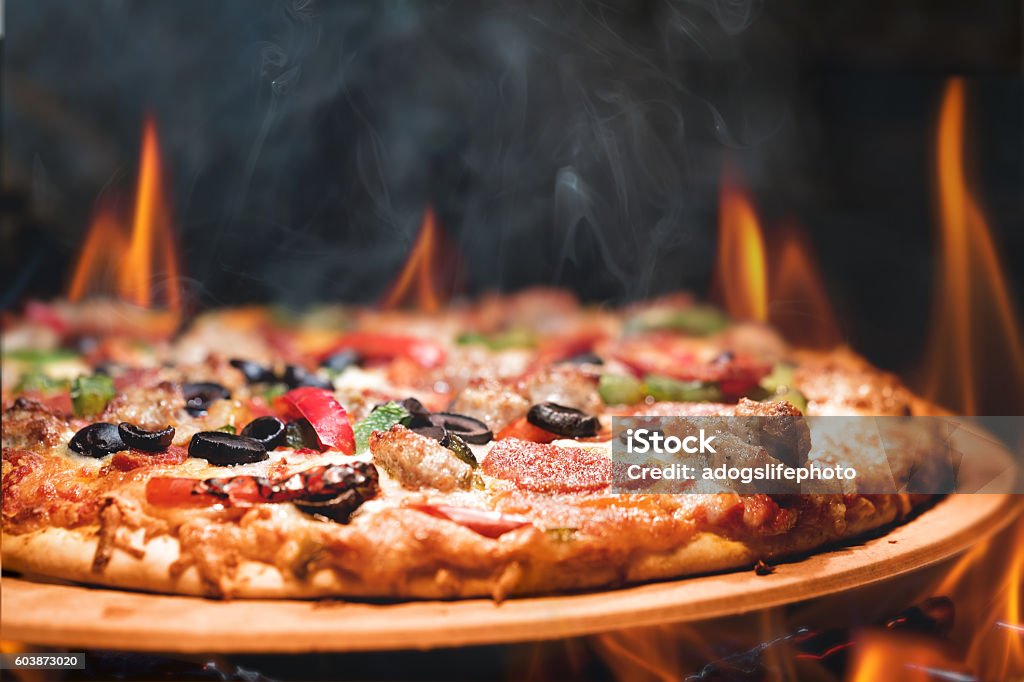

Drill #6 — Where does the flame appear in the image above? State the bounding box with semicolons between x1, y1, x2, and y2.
769;222;844;348
922;77;1024;414
713;165;768;322
67;206;128;302
67;116;181;312
927;514;1024;680
846;631;964;682
381;206;460;312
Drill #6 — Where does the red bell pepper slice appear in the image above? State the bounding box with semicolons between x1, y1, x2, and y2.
25;301;68;335
321;332;445;368
279;387;356;454
409;504;531;538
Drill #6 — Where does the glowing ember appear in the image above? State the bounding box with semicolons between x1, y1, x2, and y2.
921;77;1024;415
712;163;768;322
67;116;182;312
381;206;460;312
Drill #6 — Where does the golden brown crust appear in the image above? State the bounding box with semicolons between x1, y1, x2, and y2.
2;493;923;600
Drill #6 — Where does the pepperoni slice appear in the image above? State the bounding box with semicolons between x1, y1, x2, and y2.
482;438;611;493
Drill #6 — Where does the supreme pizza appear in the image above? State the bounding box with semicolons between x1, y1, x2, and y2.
1;290;946;600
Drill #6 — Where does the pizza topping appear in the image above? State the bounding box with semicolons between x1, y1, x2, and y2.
321;332;445;368
428;412;493;444
353;401;412;452
240;415;287;450
280;364;334;390
69;422;127;458
521;365;602;415
369;424;473;491
117;423;174;452
229;358;276;384
279;387;356;454
562;351;603;366
145;462;379;521
449;379;530;432
598;373;644;405
182;381;231;417
495;417;561;443
408;504;531;538
320;348;360;373
284;419;320;449
110;445;188;472
70;374;115;417
626;304;730;336
482;438;612;493
643;374;724;403
410;426;479;468
526;402;600;438
3;397;69;449
187;431;268;465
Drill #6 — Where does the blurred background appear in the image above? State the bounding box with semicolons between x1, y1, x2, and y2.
2;0;1022;405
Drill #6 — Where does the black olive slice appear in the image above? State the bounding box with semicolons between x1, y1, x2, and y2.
188;431;268;465
410;425;479;468
320;349;360;373
183;382;231;417
281;364;334;390
293;463;380;523
229;358;276;384
411;424;447;443
69;422;127;458
429;412;493;444
241;416;287;449
563;352;604;365
294;491;366;523
399;397;432;428
118;423;175;452
526;402;600;438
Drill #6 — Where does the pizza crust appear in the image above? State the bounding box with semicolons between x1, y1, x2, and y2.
2;493;922;600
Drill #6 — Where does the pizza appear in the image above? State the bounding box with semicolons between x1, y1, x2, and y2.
1;290;947;600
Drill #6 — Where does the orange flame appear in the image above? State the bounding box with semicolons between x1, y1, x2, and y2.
713;165;768;322
927;514;1024;680
714;166;841;347
846;631;964;682
381;206;459;312
922;77;1024;414
68;116;181;312
769;222;844;348
67;206;128;302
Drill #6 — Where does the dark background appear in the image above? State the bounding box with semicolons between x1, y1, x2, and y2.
2;0;1022;377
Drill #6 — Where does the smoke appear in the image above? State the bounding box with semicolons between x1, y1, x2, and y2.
3;0;788;307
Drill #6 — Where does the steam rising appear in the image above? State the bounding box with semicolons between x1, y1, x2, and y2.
5;0;781;306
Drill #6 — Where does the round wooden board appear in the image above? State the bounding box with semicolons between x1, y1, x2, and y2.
3;493;1020;653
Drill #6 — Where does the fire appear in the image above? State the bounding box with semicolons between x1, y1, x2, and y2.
67;116;181;312
713;164;768;322
922;77;1024;414
67;206;127;302
928;514;1024;680
846;631;964;682
381;206;459;312
714;166;841;348
769;222;844;348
